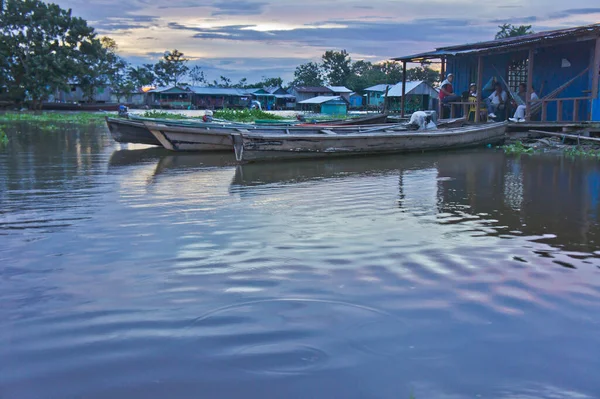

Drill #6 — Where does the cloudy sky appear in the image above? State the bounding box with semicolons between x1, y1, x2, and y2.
54;0;600;83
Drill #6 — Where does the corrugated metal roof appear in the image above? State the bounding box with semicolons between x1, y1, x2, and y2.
188;86;252;96
365;84;395;92
327;85;352;93
387;81;438;97
147;85;190;93
393;23;600;61
298;96;342;104
293;86;333;93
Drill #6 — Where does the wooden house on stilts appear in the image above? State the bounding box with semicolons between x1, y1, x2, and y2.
393;24;600;123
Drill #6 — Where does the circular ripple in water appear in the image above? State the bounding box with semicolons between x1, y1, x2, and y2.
182;298;409;375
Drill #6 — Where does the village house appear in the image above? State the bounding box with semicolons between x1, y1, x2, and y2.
146;86;193;109
385;81;439;113
348;92;363;109
364;84;392;108
393;23;600;121
248;87;296;110
297;96;348;115
188;87;253;109
50;82;113;104
326;86;353;102
288;86;333;103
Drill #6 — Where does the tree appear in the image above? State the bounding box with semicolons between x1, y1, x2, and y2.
292;62;323;87
109;58;135;103
128;64;155;89
78;36;122;102
244;76;284;89
0;0;101;108
373;61;404;84
495;24;534;39
153;49;189;86
211;75;232;87
188;65;206;86
322;50;352;86
407;64;440;86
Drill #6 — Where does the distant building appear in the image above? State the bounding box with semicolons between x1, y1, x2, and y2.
364;84;394;108
289;86;333;103
248;87;296;110
51;83;113;103
349;92;363;108
297;96;348;114
326;86;353;102
188;86;253;109
146;86;193;109
385;81;439;113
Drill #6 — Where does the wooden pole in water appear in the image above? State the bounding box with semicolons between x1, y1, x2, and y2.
475;56;483;123
526;48;535;121
382;85;389;114
440;57;446;83
401;61;407;118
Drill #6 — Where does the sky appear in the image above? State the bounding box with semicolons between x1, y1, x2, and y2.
53;0;600;84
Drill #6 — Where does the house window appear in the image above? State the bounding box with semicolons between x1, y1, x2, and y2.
507;57;528;94
71;86;77;92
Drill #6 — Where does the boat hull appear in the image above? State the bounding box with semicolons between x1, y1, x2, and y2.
233;122;507;162
145;122;234;151
106;117;162;146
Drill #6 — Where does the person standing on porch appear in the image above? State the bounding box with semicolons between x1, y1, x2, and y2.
439;73;461;103
486;82;507;119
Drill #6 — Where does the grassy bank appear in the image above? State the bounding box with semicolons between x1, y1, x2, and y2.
0;111;106;124
0;126;8;145
141;109;286;122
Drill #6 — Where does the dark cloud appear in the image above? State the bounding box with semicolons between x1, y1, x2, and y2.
211;0;267;16
93;15;159;32
549;8;600;19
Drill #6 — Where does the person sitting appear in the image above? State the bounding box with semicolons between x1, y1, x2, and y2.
439;73;461;104
509;83;539;122
469;83;477;98
486;82;507;119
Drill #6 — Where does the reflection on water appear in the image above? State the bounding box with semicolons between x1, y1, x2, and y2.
1;124;600;399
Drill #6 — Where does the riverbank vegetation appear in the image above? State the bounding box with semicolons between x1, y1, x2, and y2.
0;112;106;124
502;139;600;159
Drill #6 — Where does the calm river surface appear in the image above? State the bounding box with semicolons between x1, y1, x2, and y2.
1;123;600;399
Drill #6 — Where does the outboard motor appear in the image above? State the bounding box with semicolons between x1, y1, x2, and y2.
118;104;128;118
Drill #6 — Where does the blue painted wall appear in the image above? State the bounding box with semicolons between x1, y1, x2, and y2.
349;95;363;108
447;39;597;121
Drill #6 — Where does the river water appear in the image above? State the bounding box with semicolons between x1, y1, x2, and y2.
1;123;599;399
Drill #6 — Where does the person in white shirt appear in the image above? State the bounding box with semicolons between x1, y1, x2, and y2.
509;83;539;122
486;82;507;119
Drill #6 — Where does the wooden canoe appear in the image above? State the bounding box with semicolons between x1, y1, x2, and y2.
106;116;162;146
231;122;508;162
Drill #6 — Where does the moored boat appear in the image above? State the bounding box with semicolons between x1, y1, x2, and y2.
106;116;162;146
231;122;507;162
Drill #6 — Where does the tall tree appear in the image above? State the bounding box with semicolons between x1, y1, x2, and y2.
78;36;122;102
407;64;440;86
244;76;284;89
153;49;189;86
188;65;206;86
0;0;101;108
373;61;404;84
292;62;323;87
128;64;155;89
322;50;352;86
495;24;534;39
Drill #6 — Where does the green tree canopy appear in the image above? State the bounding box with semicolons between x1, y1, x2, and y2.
0;0;103;107
128;64;155;89
322;50;352;86
495;24;534;39
154;49;189;86
292;62;323;87
188;65;206;86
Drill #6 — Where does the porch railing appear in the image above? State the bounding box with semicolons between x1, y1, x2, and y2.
531;96;592;122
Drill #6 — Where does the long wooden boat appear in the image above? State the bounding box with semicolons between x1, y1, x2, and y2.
143;117;470;152
106;116;162;146
231;122;508;162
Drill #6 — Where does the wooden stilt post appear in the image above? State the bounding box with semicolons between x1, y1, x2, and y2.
401;61;407;118
440;57;446;83
526;48;534;120
591;38;600;120
475;56;483;123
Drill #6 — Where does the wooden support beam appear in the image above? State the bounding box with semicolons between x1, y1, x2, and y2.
541;101;547;122
401;61;407;118
557;100;563;121
526;48;534;121
529;130;600;143
440;57;446;83
592;38;600;99
573;99;579;121
475;56;483;123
